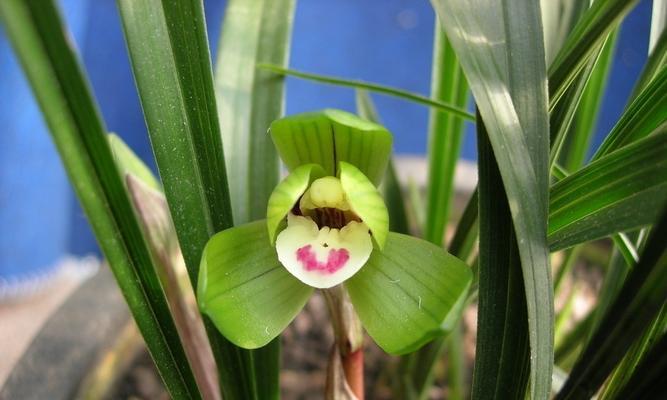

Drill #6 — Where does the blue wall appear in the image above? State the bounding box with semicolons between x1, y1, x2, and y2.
0;0;655;280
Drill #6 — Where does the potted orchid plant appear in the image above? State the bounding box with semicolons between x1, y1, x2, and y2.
1;0;666;399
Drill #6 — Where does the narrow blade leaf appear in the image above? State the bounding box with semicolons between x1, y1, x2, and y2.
472;119;530;400
215;0;295;224
549;0;640;107
430;0;553;397
630;28;667;100
425;21;470;246
0;1;200;398
354;90;410;235
613;330;667;399
556;205;667;399
560;31;618;171
115;0;261;397
548;129;667;251
259;64;475;121
592;66;667;160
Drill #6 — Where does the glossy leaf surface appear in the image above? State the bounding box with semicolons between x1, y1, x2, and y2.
430;0;553;397
354;90;410;235
549;129;667;251
592;66;667;160
549;0;640;107
270;109;393;185
213;2;296;395
199;221;313;349
215;0;295;224
346;232;472;355
0;1;200;398
556;206;667;399
115;1;263;397
472;119;530;400
425;21;469;246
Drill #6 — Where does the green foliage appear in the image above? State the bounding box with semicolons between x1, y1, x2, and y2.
4;0;666;399
270;109;393;185
259;64;475;121
0;1;200;398
430;1;553;398
557;207;667;399
424;21;470;246
472;119;530;400
199;221;313;349
355;90;410;235
346;232;472;355
549;129;667;251
216;0;295;225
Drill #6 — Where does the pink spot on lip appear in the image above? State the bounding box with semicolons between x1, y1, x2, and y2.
296;245;349;274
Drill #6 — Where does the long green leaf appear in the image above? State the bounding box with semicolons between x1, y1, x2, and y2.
592;66;667;160
472;119;530;400
556;205;667;399
548;128;667;251
115;1;261;398
549;0;640;108
561;31;618;171
649;0;667;53
630;28;667;100
425;21;470;246
214;4;296;393
612;330;667;399
400;23;471;399
541;0;590;66
259;64;475;120
215;0;295;224
554;311;594;366
0;1;200;398
355;90;410;235
430;1;553;397
549;39;607;170
600;305;667;399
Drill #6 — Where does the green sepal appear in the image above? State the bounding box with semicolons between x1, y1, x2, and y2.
345;232;472;355
339;161;389;249
198;220;313;349
269;109;393;185
266;163;326;245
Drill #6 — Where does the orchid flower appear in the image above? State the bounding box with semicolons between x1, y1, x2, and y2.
198;110;471;355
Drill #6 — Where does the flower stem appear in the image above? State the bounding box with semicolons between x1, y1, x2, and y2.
323;286;365;399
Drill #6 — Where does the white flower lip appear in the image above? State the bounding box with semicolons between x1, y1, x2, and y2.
275;214;373;288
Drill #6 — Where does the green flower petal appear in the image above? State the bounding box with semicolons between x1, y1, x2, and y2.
345;232;472;355
198;221;313;349
339;161;389;249
269;109;393;185
266;163;326;245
